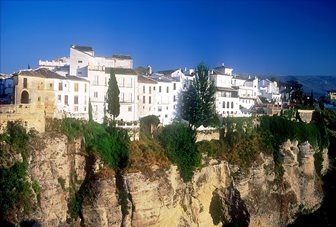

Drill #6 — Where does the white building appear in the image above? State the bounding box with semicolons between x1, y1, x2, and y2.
258;79;281;104
138;75;157;118
211;67;240;117
69;45;133;77
88;67;138;123
39;57;70;77
150;74;182;125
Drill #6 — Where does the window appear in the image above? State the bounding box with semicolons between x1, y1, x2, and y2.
85;84;87;92
143;96;145;104
143;86;145;93
173;105;176;109
74;106;79;112
158;106;162;112
231;102;234;109
94;75;99;85
149;86;152;94
78;71;82;75
59;82;63;91
74;83;79;92
173;83;176;90
38;96;41;102
23;78;27;88
64;95;68;105
128;106;132;112
84;106;87;111
166;86;169;93
149;96;151;104
173;95;176;102
227;101;229;108
159;86;161;93
94;92;98;98
153;86;156;91
165;114;168;118
78;60;83;63
74;96;78;104
50;83;53;88
222;102;225;108
58;95;61;102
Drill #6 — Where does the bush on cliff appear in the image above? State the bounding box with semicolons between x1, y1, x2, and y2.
0;122;32;219
158;122;201;182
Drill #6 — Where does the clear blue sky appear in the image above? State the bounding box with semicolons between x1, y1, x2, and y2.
1;0;336;75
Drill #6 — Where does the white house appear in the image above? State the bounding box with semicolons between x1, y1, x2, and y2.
69;45;133;77
150;74;181;125
53;75;90;120
258;79;281;104
39;57;70;77
88;67;138;123
138;75;157;118
211;68;240;117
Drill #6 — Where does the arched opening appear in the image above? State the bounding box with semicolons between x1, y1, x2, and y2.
21;90;29;104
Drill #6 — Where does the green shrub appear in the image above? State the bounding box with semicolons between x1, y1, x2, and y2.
140;115;160;138
209;192;224;225
158;122;201;182
58;177;66;190
0;162;32;216
0;122;32;217
68;194;82;219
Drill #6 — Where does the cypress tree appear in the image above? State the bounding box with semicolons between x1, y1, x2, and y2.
106;70;120;121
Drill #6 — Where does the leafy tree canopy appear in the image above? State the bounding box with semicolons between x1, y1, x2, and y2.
180;63;217;128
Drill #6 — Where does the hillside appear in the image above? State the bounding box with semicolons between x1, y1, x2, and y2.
275;75;336;98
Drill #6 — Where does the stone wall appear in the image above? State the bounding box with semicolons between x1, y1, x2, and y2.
196;128;220;142
0;104;45;133
298;109;314;123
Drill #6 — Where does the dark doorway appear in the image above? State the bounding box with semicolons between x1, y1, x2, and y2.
21;90;29;104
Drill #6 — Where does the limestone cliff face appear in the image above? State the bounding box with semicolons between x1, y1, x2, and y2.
24;137;328;227
28;134;86;226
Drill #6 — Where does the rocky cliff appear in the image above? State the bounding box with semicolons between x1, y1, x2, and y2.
24;136;328;227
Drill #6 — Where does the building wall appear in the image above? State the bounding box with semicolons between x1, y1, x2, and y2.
117;73;138;122
154;80;181;125
212;74;233;88
69;48;93;76
138;82;157;118
53;79;89;120
0;104;45;133
215;96;240;117
113;58;133;69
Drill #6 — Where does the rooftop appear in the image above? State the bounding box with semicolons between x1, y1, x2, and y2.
138;75;157;84
15;68;89;82
156;69;179;75
112;55;132;60
71;45;93;52
105;67;137;75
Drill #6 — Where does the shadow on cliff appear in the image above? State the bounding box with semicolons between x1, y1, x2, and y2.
288;137;336;226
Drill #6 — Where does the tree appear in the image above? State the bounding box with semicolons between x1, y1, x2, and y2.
106;70;120;120
180;63;217;128
88;98;93;122
285;80;304;104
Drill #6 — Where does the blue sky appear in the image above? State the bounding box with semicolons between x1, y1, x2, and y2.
1;0;336;75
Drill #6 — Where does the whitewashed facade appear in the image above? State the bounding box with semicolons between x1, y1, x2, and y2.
258;79;281;104
138;75;157;118
88;67;138;123
150;74;181;125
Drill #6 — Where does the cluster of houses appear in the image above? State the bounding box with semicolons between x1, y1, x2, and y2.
0;45;282;132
